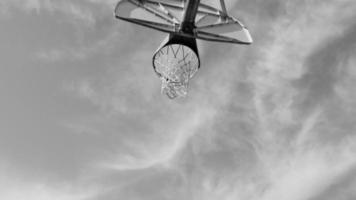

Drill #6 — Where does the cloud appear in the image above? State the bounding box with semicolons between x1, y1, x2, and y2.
181;122;356;200
259;137;356;200
35;31;119;62
59;1;356;199
179;1;356;200
0;162;97;200
0;0;108;26
310;167;356;200
99;104;217;171
3;0;355;199
248;0;356;137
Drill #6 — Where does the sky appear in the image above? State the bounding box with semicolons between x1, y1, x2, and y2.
0;0;356;199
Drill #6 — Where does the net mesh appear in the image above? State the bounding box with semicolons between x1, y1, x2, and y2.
153;44;199;99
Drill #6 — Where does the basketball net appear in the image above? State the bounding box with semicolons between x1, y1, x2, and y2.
160;65;194;99
154;48;199;99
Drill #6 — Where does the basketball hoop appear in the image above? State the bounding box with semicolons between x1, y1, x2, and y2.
115;0;253;97
153;44;199;99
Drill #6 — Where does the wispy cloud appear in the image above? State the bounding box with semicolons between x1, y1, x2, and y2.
100;106;217;171
35;31;119;62
65;1;356;199
2;0;356;199
239;1;356;199
0;162;98;200
259;141;356;200
0;0;97;26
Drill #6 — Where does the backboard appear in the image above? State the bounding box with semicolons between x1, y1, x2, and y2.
114;0;253;44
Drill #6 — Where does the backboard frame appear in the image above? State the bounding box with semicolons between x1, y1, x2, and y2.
114;0;253;44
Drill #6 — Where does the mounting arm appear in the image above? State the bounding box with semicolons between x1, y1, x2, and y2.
181;0;201;34
220;0;227;14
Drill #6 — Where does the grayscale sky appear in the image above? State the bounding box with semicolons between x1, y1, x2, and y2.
1;0;356;199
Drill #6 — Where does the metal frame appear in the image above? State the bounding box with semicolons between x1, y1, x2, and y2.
114;0;252;45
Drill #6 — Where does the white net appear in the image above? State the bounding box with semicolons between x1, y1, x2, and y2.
153;44;199;99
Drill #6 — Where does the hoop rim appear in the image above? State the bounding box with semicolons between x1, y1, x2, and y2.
152;43;200;79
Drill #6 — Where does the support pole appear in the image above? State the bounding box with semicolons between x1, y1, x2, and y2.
181;0;201;34
220;0;227;14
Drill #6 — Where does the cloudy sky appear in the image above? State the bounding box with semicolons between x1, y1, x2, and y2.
1;0;356;199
